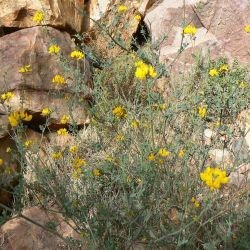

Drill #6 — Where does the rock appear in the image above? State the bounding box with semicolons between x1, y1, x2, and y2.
236;109;250;151
204;128;215;145
229;163;250;188
0;0;86;33
208;148;232;165
88;0;112;28
144;0;250;71
89;0;155;59
0;26;91;126
0;207;81;250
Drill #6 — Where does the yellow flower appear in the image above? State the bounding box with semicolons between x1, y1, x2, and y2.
49;45;60;54
19;110;32;121
198;106;206;118
191;197;200;208
159;104;167;110
209;68;219;76
19;65;32;73
8;111;20;127
69;145;78;154
244;25;250;33
41;108;51;116
178;149;185;158
72;157;85;168
52;75;66;84
239;81;249;88
127;176;132;183
6;147;11;153
60;115;70;124
158;158;164;165
57;128;68;136
200;166;229;190
148;153;155;161
105;154;114;162
24;140;31;148
135;60;149;80
112;106;126;118
70;50;85;60
183;24;197;35
158;148;170;157
93;169;101;176
136;178;142;184
130;120;139;128
116;134;125;141
52;151;62;159
149;65;157;78
134;14;141;21
118;5;127;12
33;10;44;23
1;92;14;102
0;159;3;166
135;61;156;80
219;64;229;73
72;170;82;179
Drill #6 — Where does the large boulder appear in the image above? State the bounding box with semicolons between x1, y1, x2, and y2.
0;26;91;126
0;207;82;250
144;0;250;71
0;0;86;33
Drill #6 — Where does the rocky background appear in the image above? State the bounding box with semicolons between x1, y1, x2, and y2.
0;0;249;249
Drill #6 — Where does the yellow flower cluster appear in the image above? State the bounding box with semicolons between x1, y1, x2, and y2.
60;115;70;124
191;197;200;208
93;169;101;177
0;158;3;166
33;10;44;23
41;108;51;116
57;128;68;136
148;148;170;164
52;74;66;84
71;157;85;179
183;24;197;35
19;65;32;73
209;64;229;77
158;148;170;157
72;157;85;168
135;60;157;80
178;149;185;158
49;45;60;54
116;134;125;141
1;92;14;102
70;50;85;60
198;106;206;118
8;110;32;127
24;140;31;148
130;120;139;128
209;69;219;77
52;151;62;159
112;106;126;118
69;145;78;154
134;14;141;21
200;166;229;190
244;25;250;33
118;5;127;12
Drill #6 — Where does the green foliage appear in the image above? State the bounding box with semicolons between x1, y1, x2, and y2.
1;5;249;249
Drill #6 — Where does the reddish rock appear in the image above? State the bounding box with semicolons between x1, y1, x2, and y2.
0;0;86;33
144;0;250;71
0;26;91;126
0;207;82;250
